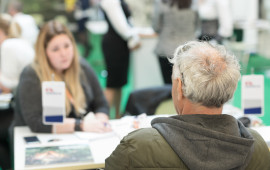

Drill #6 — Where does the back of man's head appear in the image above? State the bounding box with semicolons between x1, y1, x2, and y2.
170;41;240;108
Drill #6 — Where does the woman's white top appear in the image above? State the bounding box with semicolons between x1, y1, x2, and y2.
0;38;34;89
13;12;39;46
100;0;140;49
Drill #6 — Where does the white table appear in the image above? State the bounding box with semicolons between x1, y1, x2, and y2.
15;126;110;170
251;126;270;148
14;113;270;169
14;115;160;170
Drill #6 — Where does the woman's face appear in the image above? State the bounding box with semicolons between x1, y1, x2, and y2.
46;34;74;74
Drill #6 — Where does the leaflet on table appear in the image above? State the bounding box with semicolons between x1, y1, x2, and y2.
0;93;13;102
241;75;264;116
25;141;93;167
42;81;65;124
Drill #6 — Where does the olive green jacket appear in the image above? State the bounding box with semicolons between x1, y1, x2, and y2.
105;115;270;170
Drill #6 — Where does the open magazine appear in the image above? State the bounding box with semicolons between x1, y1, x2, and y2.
25;143;93;166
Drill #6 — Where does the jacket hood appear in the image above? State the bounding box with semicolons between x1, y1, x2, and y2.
151;114;254;170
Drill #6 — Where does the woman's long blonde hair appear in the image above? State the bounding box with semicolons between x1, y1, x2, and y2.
0;14;21;38
33;20;86;115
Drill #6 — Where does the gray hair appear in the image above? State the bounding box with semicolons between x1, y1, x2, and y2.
170;41;240;107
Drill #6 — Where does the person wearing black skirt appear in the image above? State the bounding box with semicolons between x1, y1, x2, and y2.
101;0;140;118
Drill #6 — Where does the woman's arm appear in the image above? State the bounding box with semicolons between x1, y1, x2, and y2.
101;0;140;49
0;39;34;90
17;66;52;133
0;40;22;90
81;61;110;115
101;0;135;40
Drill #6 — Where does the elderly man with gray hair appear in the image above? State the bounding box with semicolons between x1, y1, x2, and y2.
105;41;270;170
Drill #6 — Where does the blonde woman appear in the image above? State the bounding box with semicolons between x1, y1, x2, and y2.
0;14;34;93
9;20;110;135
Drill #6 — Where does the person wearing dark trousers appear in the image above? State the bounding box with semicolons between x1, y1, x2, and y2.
74;0;92;58
158;57;173;84
152;0;197;84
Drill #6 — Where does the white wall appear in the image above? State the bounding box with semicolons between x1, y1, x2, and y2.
131;37;163;89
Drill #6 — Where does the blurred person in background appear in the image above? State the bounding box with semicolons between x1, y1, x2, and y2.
74;0;92;58
0;14;34;170
152;0;197;84
197;0;233;44
8;0;39;46
101;0;140;118
0;15;34;93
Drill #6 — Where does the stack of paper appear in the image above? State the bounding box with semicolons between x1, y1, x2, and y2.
0;93;13;109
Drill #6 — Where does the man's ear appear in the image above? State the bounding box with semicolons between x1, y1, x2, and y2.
176;77;183;99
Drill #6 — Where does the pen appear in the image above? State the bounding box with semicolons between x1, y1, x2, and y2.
104;122;111;128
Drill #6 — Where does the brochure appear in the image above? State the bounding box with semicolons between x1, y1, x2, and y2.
25;143;93;166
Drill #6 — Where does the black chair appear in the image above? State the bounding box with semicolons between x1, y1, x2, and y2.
124;85;172;116
0;106;13;170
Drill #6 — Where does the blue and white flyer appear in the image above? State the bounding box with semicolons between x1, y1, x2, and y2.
42;81;66;124
242;75;264;116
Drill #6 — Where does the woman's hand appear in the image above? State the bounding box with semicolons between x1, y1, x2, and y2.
82;112;112;133
52;118;75;133
130;42;141;51
128;34;141;51
0;82;11;93
95;112;109;122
